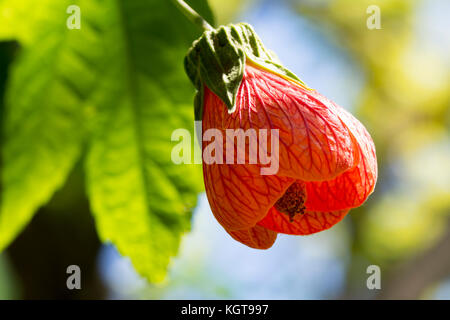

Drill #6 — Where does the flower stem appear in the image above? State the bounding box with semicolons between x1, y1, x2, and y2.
172;0;213;31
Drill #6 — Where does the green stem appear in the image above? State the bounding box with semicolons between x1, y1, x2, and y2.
172;0;213;31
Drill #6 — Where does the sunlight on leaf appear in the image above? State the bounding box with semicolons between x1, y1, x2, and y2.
0;0;213;282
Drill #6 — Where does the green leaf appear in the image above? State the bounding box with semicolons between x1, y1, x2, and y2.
85;0;211;282
0;0;103;250
0;0;213;282
0;0;68;45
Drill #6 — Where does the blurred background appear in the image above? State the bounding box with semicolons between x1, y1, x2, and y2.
0;0;449;299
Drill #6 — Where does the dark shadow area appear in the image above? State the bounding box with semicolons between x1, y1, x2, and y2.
5;164;106;299
0;41;20;217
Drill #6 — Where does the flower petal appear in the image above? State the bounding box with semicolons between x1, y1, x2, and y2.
304;105;378;211
258;206;349;235
227;224;277;249
203;161;294;230
201;64;375;236
239;64;360;181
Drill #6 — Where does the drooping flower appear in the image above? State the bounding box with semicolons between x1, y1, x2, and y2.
184;23;377;249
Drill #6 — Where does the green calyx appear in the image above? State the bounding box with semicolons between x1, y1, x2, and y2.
184;23;308;120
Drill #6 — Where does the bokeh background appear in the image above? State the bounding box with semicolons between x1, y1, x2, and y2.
0;0;449;299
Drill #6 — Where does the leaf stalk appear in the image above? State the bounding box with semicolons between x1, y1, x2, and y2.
172;0;213;31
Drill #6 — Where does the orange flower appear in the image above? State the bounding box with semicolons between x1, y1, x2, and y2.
185;24;377;249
